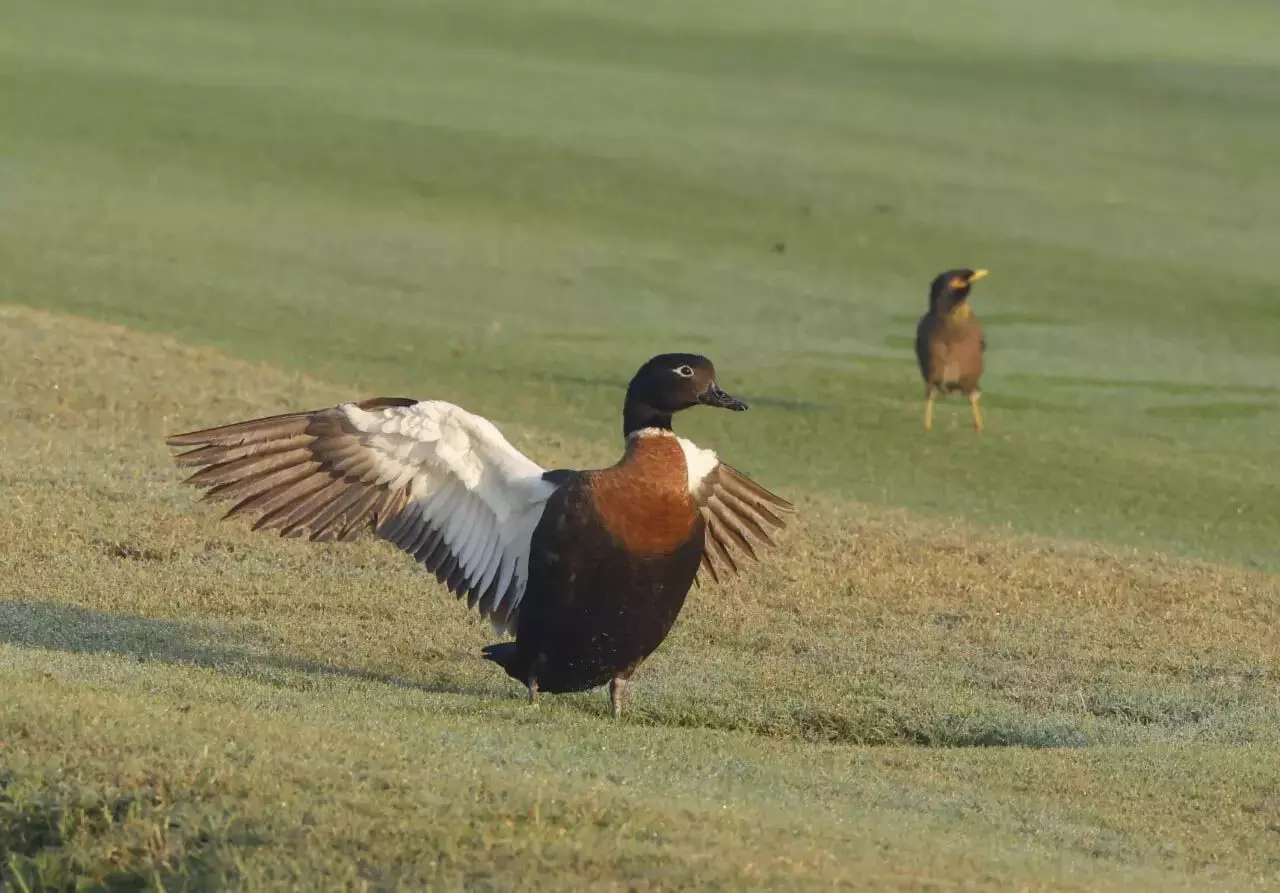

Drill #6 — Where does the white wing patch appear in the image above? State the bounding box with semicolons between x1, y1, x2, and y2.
343;401;557;633
677;436;720;495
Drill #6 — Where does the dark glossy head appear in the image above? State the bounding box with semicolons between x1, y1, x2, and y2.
623;353;747;435
928;268;988;311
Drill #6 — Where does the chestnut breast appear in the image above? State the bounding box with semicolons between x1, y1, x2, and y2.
928;308;983;386
586;432;699;556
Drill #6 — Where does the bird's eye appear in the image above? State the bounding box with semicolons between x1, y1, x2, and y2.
674;365;695;378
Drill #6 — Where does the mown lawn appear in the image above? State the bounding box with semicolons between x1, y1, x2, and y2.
2;0;1279;889
1;309;1276;889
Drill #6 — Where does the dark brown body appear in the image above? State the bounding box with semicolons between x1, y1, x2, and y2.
915;303;984;395
482;434;705;693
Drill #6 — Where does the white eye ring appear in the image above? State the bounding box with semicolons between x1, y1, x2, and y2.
674;365;695;378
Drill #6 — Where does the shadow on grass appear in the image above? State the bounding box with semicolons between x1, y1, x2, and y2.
0;600;1119;748
3;599;1093;748
0;598;494;700
6;601;1212;749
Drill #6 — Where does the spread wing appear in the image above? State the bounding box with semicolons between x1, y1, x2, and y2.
166;397;558;633
677;438;795;585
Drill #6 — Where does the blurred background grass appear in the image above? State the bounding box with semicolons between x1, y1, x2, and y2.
2;0;1277;566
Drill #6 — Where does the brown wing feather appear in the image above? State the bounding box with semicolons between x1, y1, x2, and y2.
168;396;539;633
694;463;793;582
166;397;490;594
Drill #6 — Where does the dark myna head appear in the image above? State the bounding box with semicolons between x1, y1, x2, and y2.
928;268;988;312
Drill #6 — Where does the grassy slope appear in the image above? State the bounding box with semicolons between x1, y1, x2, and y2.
1;310;1277;889
1;0;1278;567
2;0;1280;888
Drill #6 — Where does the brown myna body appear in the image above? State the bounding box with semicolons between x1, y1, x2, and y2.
914;268;988;431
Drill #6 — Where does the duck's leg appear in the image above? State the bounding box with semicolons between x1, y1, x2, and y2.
608;676;628;718
527;675;540;707
924;384;937;431
969;391;984;432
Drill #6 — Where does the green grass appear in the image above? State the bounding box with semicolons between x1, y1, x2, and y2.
2;0;1278;568
2;304;1278;890
2;0;1279;888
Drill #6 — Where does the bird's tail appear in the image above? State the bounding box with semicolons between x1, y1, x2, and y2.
480;642;526;682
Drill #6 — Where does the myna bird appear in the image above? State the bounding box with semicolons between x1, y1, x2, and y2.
165;354;792;717
915;268;988;431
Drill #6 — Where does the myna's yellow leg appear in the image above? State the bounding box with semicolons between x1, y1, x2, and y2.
924;386;937;430
969;391;984;432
